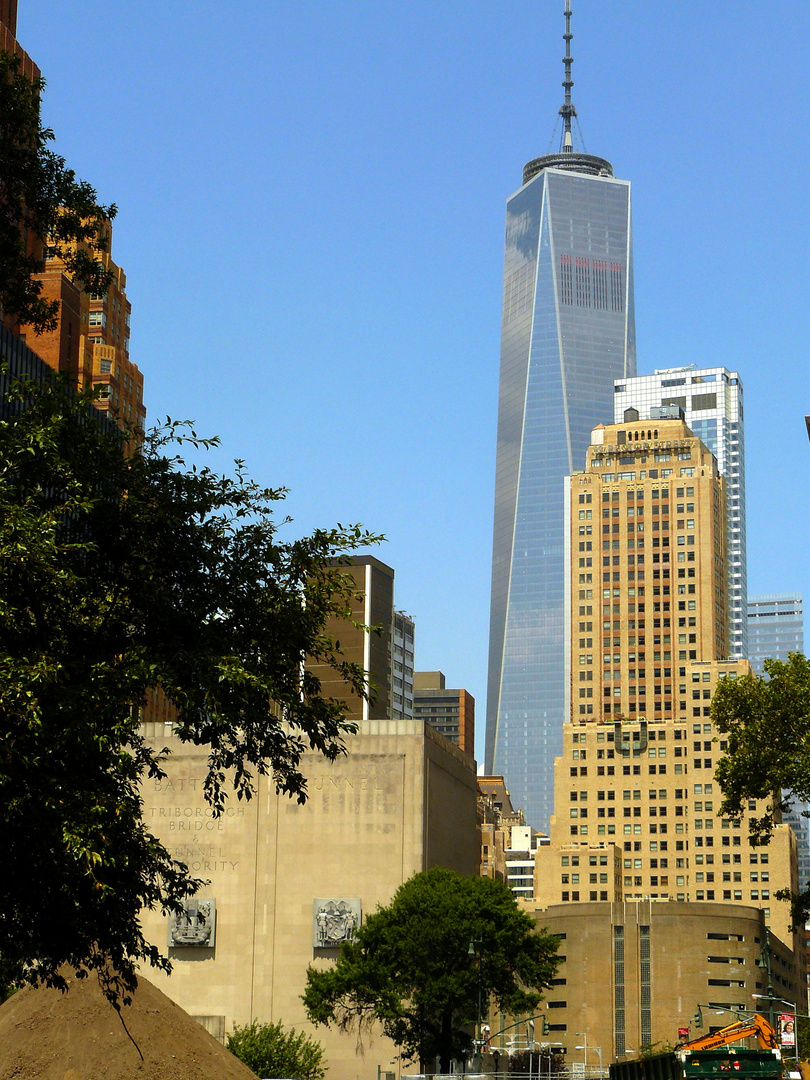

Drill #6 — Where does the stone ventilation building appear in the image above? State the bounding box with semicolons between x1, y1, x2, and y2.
140;554;483;1080
520;414;803;1066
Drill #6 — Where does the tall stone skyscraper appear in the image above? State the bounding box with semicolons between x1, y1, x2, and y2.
615;367;746;658
485;3;636;829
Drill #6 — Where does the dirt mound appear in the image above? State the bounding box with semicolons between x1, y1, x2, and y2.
0;971;258;1080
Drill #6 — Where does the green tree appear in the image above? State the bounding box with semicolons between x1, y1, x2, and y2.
302;868;561;1073
795;1013;810;1063
0;50;115;331
0;371;380;1004
227;1020;326;1080
713;653;810;922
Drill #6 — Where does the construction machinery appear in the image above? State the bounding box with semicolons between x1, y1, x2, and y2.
679;1015;779;1053
610;1016;784;1080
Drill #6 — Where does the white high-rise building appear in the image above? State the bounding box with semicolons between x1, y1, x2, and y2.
747;593;804;675
747;594;808;892
614;366;746;658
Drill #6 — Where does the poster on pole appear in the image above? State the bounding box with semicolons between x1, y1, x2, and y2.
779;1014;796;1049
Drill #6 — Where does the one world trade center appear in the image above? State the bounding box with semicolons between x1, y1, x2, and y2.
485;3;636;829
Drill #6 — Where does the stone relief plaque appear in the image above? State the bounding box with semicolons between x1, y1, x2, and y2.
168;898;216;948
313;898;361;948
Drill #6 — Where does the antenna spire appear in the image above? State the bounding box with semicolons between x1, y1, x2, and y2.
560;0;576;153
522;0;614;182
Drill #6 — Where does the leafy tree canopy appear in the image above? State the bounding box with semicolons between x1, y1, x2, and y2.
0;372;379;1004
227;1020;326;1080
713;653;810;921
302;868;561;1073
0;50;115;331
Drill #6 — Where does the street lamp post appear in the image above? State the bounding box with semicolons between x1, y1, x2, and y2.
540;1041;563;1080
576;1033;588;1072
576;1040;603;1076
756;928;776;1032
468;939;484;1072
752;994;800;1065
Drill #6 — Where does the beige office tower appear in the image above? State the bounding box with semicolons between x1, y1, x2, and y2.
528;414;803;1063
570;413;727;723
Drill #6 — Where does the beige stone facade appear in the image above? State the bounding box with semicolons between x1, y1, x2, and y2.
479;776;516;885
521;415;806;1065
534;665;800;951
570;417;726;723
526;901;802;1065
140;719;479;1080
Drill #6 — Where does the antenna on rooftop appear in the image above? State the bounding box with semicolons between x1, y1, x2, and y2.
559;0;576;153
522;0;613;182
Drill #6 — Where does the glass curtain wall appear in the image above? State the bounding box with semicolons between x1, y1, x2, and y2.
486;166;636;829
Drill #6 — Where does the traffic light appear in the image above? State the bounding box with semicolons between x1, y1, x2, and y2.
541;1016;550;1036
692;1008;704;1029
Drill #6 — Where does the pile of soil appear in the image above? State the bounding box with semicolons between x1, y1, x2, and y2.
0;971;258;1080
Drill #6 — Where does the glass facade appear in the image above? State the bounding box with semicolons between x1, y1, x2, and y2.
747;593;803;674
486;164;636;830
747;593;807;887
614;367;746;658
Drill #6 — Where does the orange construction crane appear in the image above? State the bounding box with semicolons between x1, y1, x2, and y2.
680;1015;779;1053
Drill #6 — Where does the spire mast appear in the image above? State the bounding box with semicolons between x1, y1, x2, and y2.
560;0;576;153
522;0;613;182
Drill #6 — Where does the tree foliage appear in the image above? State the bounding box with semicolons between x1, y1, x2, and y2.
0;371;380;1004
302;868;561;1073
0;50;116;332
795;1013;810;1064
713;653;810;921
227;1020;326;1080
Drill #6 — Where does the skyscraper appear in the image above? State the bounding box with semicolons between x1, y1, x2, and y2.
0;1;146;445
413;671;475;757
747;593;808;891
528;413;801;1060
390;610;415;719
615;366;746;657
486;3;636;828
308;555;395;724
747;593;804;675
32;233;146;442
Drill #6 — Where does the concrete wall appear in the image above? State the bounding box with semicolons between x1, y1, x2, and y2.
528;900;802;1065
140;719;479;1080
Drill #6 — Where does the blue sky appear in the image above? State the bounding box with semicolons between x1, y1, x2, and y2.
23;1;810;763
